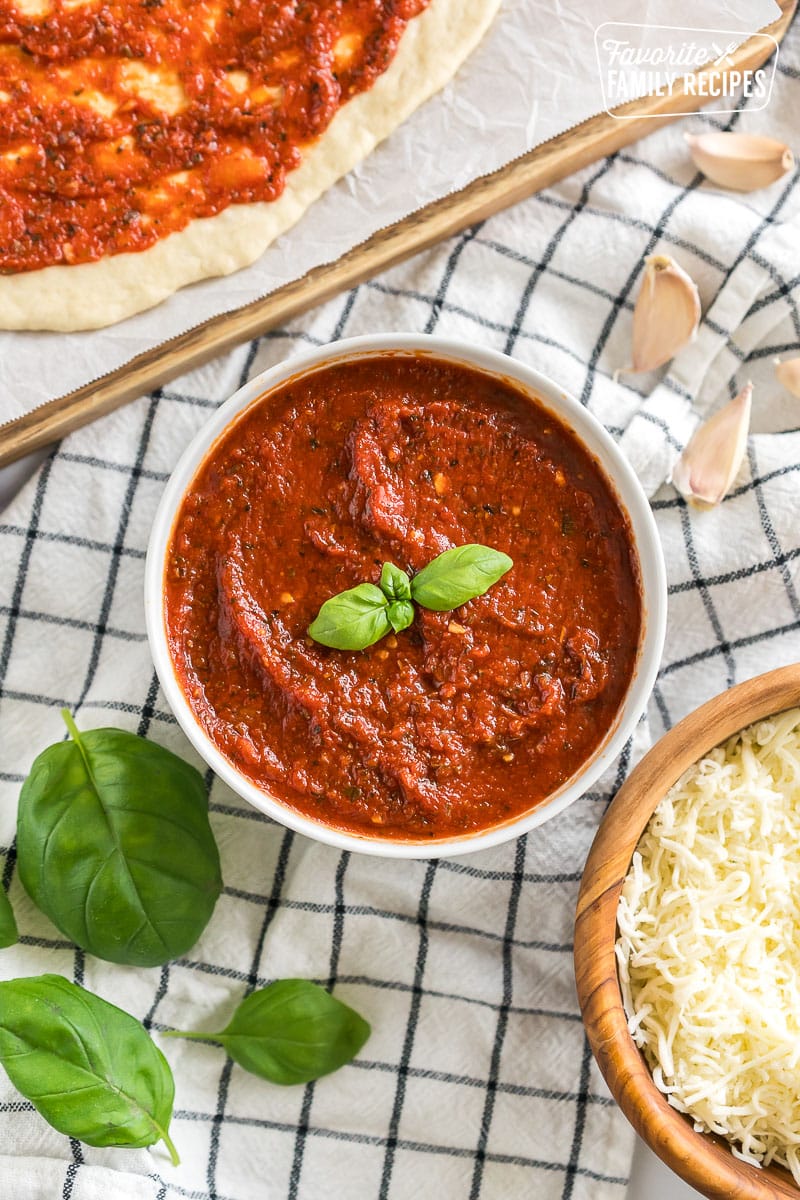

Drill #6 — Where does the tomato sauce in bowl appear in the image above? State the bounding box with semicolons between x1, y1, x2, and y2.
163;352;643;842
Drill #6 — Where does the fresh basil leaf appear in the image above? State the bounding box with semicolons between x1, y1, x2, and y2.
0;887;18;949
17;710;222;968
308;583;391;650
167;980;370;1086
379;562;411;602
0;974;179;1164
387;599;415;634
410;544;513;611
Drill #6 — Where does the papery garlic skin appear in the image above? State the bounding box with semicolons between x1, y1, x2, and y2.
630;254;701;373
686;132;795;193
671;383;752;509
775;357;800;398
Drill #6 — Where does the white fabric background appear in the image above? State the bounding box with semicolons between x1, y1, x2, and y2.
1;18;800;1200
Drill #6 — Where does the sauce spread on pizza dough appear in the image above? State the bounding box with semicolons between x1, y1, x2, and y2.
0;0;429;271
164;355;642;840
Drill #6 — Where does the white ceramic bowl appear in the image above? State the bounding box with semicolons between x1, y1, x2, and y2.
145;334;667;858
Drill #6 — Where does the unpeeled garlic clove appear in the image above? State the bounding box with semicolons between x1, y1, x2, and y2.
671;382;752;508
775;356;800;398
685;131;794;193
629;254;701;373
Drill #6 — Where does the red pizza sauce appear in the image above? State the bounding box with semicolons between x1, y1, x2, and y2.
164;355;642;840
0;0;428;272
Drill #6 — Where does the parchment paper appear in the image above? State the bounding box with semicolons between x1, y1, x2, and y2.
0;0;780;420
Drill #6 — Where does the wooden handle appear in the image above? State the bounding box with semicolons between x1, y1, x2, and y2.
0;0;794;466
575;663;800;1199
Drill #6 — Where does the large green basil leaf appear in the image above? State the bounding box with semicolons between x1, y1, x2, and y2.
308;583;391;651
168;980;370;1085
0;887;18;949
17;711;222;967
410;544;513;611
0;974;179;1164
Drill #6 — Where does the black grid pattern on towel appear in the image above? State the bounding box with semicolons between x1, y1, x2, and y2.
2;22;800;1200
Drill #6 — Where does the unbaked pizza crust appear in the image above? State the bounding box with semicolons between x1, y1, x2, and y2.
2;0;500;332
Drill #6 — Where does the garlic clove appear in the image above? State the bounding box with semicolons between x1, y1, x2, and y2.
629;254;701;373
775;356;800;398
671;382;752;508
685;132;794;193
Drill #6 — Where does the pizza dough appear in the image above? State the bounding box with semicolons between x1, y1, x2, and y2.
0;0;500;332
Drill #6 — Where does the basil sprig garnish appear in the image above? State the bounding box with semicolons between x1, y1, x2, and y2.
308;543;512;651
165;979;370;1086
0;975;180;1164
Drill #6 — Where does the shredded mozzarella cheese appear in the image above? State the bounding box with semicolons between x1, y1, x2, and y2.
616;708;800;1181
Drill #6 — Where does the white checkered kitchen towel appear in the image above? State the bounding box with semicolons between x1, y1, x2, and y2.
2;23;800;1200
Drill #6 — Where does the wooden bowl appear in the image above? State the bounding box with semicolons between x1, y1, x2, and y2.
574;663;800;1200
